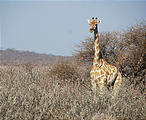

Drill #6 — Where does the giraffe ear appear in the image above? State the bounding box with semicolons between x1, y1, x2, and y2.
88;19;91;24
99;20;102;24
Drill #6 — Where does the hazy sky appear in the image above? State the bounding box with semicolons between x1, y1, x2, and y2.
0;0;146;56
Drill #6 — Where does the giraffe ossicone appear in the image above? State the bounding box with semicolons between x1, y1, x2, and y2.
89;17;122;100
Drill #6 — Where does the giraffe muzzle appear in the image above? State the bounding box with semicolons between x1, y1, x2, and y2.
89;28;94;33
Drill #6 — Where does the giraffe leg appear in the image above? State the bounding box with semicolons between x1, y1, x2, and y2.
113;72;122;98
99;76;106;95
90;71;97;100
99;83;104;95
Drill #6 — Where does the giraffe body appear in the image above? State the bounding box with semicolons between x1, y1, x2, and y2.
89;17;122;99
90;59;122;94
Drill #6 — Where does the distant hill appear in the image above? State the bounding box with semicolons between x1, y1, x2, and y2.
0;49;74;64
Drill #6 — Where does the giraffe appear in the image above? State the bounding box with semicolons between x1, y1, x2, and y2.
89;17;122;99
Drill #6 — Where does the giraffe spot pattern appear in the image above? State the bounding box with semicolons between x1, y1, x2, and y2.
89;18;122;99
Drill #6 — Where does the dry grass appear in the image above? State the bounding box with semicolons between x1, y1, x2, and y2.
0;63;145;120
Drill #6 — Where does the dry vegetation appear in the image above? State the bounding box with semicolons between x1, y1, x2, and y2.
0;63;145;120
0;22;146;119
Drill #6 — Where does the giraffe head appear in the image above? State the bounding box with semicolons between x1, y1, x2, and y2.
88;17;98;33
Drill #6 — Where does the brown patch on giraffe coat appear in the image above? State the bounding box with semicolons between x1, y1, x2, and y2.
108;64;112;68
95;71;100;77
110;65;115;69
102;66;107;73
108;67;112;72
112;67;117;73
95;53;99;58
100;59;103;66
95;45;99;49
95;64;100;69
101;70;104;75
103;60;108;65
98;78;101;82
96;40;99;44
106;70;109;75
110;73;113;78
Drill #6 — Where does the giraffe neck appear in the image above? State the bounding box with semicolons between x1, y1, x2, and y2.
93;31;100;65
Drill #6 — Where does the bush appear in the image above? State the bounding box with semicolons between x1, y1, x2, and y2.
74;32;121;66
0;64;145;119
49;61;81;83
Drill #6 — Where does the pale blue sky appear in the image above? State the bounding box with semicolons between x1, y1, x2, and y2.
0;0;146;56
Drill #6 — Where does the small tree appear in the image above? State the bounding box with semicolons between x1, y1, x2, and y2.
74;32;121;66
74;37;94;65
117;21;146;91
119;21;146;77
